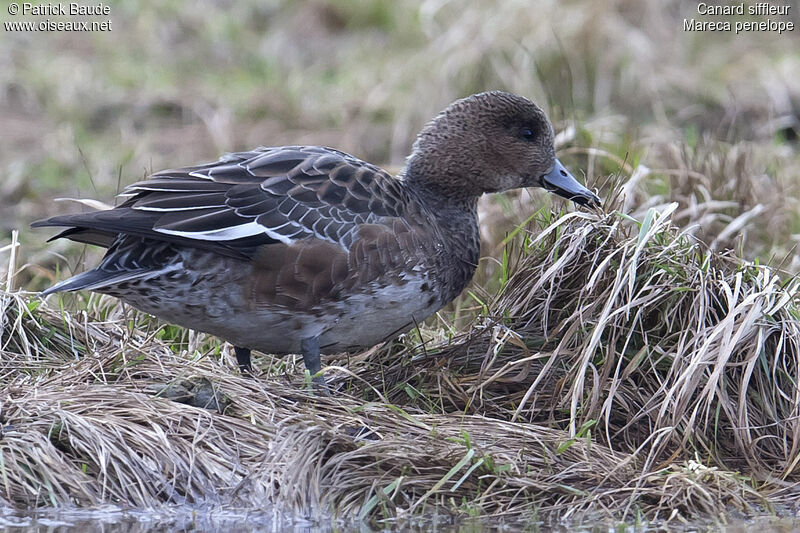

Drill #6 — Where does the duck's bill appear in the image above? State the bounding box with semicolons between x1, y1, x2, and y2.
541;159;601;208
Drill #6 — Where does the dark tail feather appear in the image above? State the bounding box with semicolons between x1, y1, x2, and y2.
40;268;148;297
31;215;118;247
46;227;116;248
40;269;108;296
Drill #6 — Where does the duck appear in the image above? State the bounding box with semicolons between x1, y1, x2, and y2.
33;91;600;390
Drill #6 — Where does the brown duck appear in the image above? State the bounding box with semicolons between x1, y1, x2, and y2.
33;91;600;389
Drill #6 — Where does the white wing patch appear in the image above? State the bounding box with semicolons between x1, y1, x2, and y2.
188;170;217;180
155;220;296;244
132;204;227;212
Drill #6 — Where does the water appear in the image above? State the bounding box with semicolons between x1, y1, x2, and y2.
1;508;798;532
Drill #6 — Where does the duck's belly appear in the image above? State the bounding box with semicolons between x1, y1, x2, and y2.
110;267;444;355
234;279;441;353
314;278;443;352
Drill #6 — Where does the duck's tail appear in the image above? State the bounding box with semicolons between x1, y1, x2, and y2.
40;268;144;296
41;269;103;296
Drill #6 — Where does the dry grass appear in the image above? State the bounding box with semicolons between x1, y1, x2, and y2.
0;304;769;524
3;194;800;526
342;203;800;481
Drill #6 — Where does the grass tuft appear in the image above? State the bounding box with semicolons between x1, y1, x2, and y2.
3;191;799;524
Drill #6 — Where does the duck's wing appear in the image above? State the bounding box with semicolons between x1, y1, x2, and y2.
32;146;410;260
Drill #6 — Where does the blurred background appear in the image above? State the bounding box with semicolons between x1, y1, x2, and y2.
2;0;799;289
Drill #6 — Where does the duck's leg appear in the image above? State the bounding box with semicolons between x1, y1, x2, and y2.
234;345;252;373
300;336;328;394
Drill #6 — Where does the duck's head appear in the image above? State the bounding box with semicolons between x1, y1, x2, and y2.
405;91;600;208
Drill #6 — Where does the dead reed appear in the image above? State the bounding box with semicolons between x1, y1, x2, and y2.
2;199;799;525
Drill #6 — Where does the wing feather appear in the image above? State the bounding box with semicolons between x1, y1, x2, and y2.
33;146;409;258
132;192;228;212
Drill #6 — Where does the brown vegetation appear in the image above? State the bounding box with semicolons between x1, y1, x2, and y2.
2;193;800;525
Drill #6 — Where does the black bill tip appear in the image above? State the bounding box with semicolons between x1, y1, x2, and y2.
541;159;601;208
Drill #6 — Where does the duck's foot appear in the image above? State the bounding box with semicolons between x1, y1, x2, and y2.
234;345;252;374
301;336;330;396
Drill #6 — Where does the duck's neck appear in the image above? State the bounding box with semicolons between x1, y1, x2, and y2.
402;152;481;206
435;199;481;304
401;163;480;223
401;165;481;304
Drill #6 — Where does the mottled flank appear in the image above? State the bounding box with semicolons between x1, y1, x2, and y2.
32;91;599;373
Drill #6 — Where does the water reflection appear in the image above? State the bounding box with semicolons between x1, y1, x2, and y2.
1;508;799;533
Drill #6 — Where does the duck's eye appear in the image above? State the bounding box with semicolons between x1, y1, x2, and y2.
519;127;536;141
